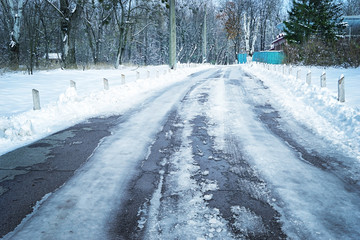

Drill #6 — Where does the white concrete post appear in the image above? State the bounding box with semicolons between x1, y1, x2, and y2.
297;69;301;80
121;74;126;84
338;74;345;102
306;71;311;85
70;80;76;89
156;70;160;78
32;89;41;110
147;70;150;79
289;66;292;76
136;71;140;80
103;78;109;90
321;72;326;88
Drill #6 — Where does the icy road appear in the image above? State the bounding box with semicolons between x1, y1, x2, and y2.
2;66;360;239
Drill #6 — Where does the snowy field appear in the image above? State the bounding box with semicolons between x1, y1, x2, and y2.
0;63;359;158
0;64;209;156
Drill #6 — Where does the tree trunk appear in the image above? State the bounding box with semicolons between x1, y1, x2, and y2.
8;0;25;69
115;0;132;68
202;4;207;63
251;19;260;55
59;0;81;69
169;0;176;69
115;6;125;68
243;13;250;55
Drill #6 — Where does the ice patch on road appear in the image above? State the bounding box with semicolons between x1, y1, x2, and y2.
144;130;231;239
206;66;360;239
143;73;234;239
3;67;217;240
231;206;266;237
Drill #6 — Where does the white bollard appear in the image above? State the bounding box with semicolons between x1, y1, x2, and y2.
70;80;76;89
321;72;326;88
338;75;345;102
32;89;41;110
297;69;301;80
306;71;311;85
156;70;160;78
136;71;140;80
121;74;126;84
103;78;109;90
147;71;150;79
289;66;292;76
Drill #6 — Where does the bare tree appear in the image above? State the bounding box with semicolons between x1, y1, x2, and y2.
113;0;134;68
343;0;360;15
0;0;27;69
83;0;112;65
45;0;83;68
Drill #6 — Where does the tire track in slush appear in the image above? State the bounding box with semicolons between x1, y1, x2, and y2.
189;84;286;239
109;69;286;239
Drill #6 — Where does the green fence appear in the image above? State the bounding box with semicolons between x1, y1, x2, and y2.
252;51;284;64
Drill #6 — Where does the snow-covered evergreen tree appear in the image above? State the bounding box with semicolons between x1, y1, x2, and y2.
284;0;345;44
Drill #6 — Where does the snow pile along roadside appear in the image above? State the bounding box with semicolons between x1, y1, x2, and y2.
241;63;360;161
0;65;212;156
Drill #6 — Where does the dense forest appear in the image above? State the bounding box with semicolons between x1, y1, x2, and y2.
0;0;284;71
0;0;359;72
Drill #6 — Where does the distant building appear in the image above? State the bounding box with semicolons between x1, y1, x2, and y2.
343;15;360;39
270;23;286;51
44;53;62;64
271;33;286;51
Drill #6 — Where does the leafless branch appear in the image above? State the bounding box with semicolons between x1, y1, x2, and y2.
44;0;67;21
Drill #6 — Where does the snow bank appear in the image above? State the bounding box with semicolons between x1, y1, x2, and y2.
0;64;210;156
242;63;360;160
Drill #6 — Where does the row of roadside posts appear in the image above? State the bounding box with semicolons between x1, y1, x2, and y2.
31;66;183;111
31;63;202;111
258;63;346;103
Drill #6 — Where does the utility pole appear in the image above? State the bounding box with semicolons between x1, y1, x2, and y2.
202;3;207;63
169;0;176;69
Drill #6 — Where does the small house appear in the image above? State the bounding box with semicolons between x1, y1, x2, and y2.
44;53;62;64
270;23;286;51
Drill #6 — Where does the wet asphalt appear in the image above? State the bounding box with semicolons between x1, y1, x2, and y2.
2;67;357;239
108;73;287;239
0;115;121;238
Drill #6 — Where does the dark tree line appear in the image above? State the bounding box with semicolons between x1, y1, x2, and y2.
284;0;345;44
284;0;360;67
0;0;289;72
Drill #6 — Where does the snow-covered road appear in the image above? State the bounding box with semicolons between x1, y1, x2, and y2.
3;66;360;239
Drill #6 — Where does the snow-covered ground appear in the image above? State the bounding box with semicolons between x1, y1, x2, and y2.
0;64;208;156
1;63;360;239
244;63;360;161
293;65;359;110
1;63;358;158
